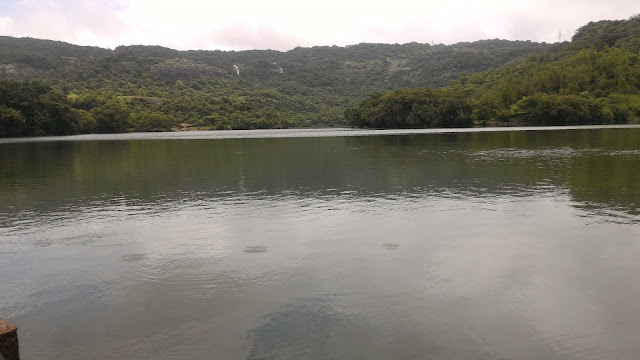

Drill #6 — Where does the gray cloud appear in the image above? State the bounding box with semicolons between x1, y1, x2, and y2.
1;0;129;47
0;0;638;50
206;22;310;51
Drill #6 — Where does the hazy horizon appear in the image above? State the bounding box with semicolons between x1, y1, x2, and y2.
0;0;638;52
0;32;561;52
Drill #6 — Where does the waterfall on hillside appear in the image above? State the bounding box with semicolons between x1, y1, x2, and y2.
233;65;239;75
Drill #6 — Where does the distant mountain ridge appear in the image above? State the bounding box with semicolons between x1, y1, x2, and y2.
344;15;640;129
0;35;555;129
1;15;639;136
570;15;640;52
0;36;554;89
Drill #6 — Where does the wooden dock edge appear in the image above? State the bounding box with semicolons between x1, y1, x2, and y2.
0;318;19;360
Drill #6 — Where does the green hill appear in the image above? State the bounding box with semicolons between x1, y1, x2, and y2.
570;16;640;52
345;15;640;129
1;34;553;136
2;15;639;136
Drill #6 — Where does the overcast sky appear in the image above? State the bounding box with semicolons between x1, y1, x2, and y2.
0;0;638;51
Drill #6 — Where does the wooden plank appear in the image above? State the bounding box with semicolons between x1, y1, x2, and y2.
0;319;19;360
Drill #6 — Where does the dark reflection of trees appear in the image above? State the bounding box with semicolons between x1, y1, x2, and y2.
246;299;344;360
1;128;639;219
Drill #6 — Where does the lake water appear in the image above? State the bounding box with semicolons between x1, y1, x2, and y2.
1;127;640;359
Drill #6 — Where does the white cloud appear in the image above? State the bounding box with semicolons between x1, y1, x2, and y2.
0;16;14;34
0;0;638;50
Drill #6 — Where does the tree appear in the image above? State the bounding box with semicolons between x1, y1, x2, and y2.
130;111;177;132
39;89;81;135
91;100;130;133
0;105;25;137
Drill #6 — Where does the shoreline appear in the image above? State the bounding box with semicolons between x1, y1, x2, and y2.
2;124;640;144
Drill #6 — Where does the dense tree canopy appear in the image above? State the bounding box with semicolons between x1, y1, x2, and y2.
0;33;555;136
1;16;640;136
0;80;92;136
345;88;473;128
346;16;640;128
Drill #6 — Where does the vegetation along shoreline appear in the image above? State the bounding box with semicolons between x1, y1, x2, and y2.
1;15;639;137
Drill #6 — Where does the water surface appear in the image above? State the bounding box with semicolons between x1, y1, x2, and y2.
1;127;640;359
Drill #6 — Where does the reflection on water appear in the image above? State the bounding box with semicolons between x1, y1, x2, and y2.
244;246;268;254
1;127;640;359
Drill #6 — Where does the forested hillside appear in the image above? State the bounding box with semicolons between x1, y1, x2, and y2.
1;34;552;136
1;15;639;136
346;16;640;128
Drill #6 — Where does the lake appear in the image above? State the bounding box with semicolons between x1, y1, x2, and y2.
1;127;640;359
